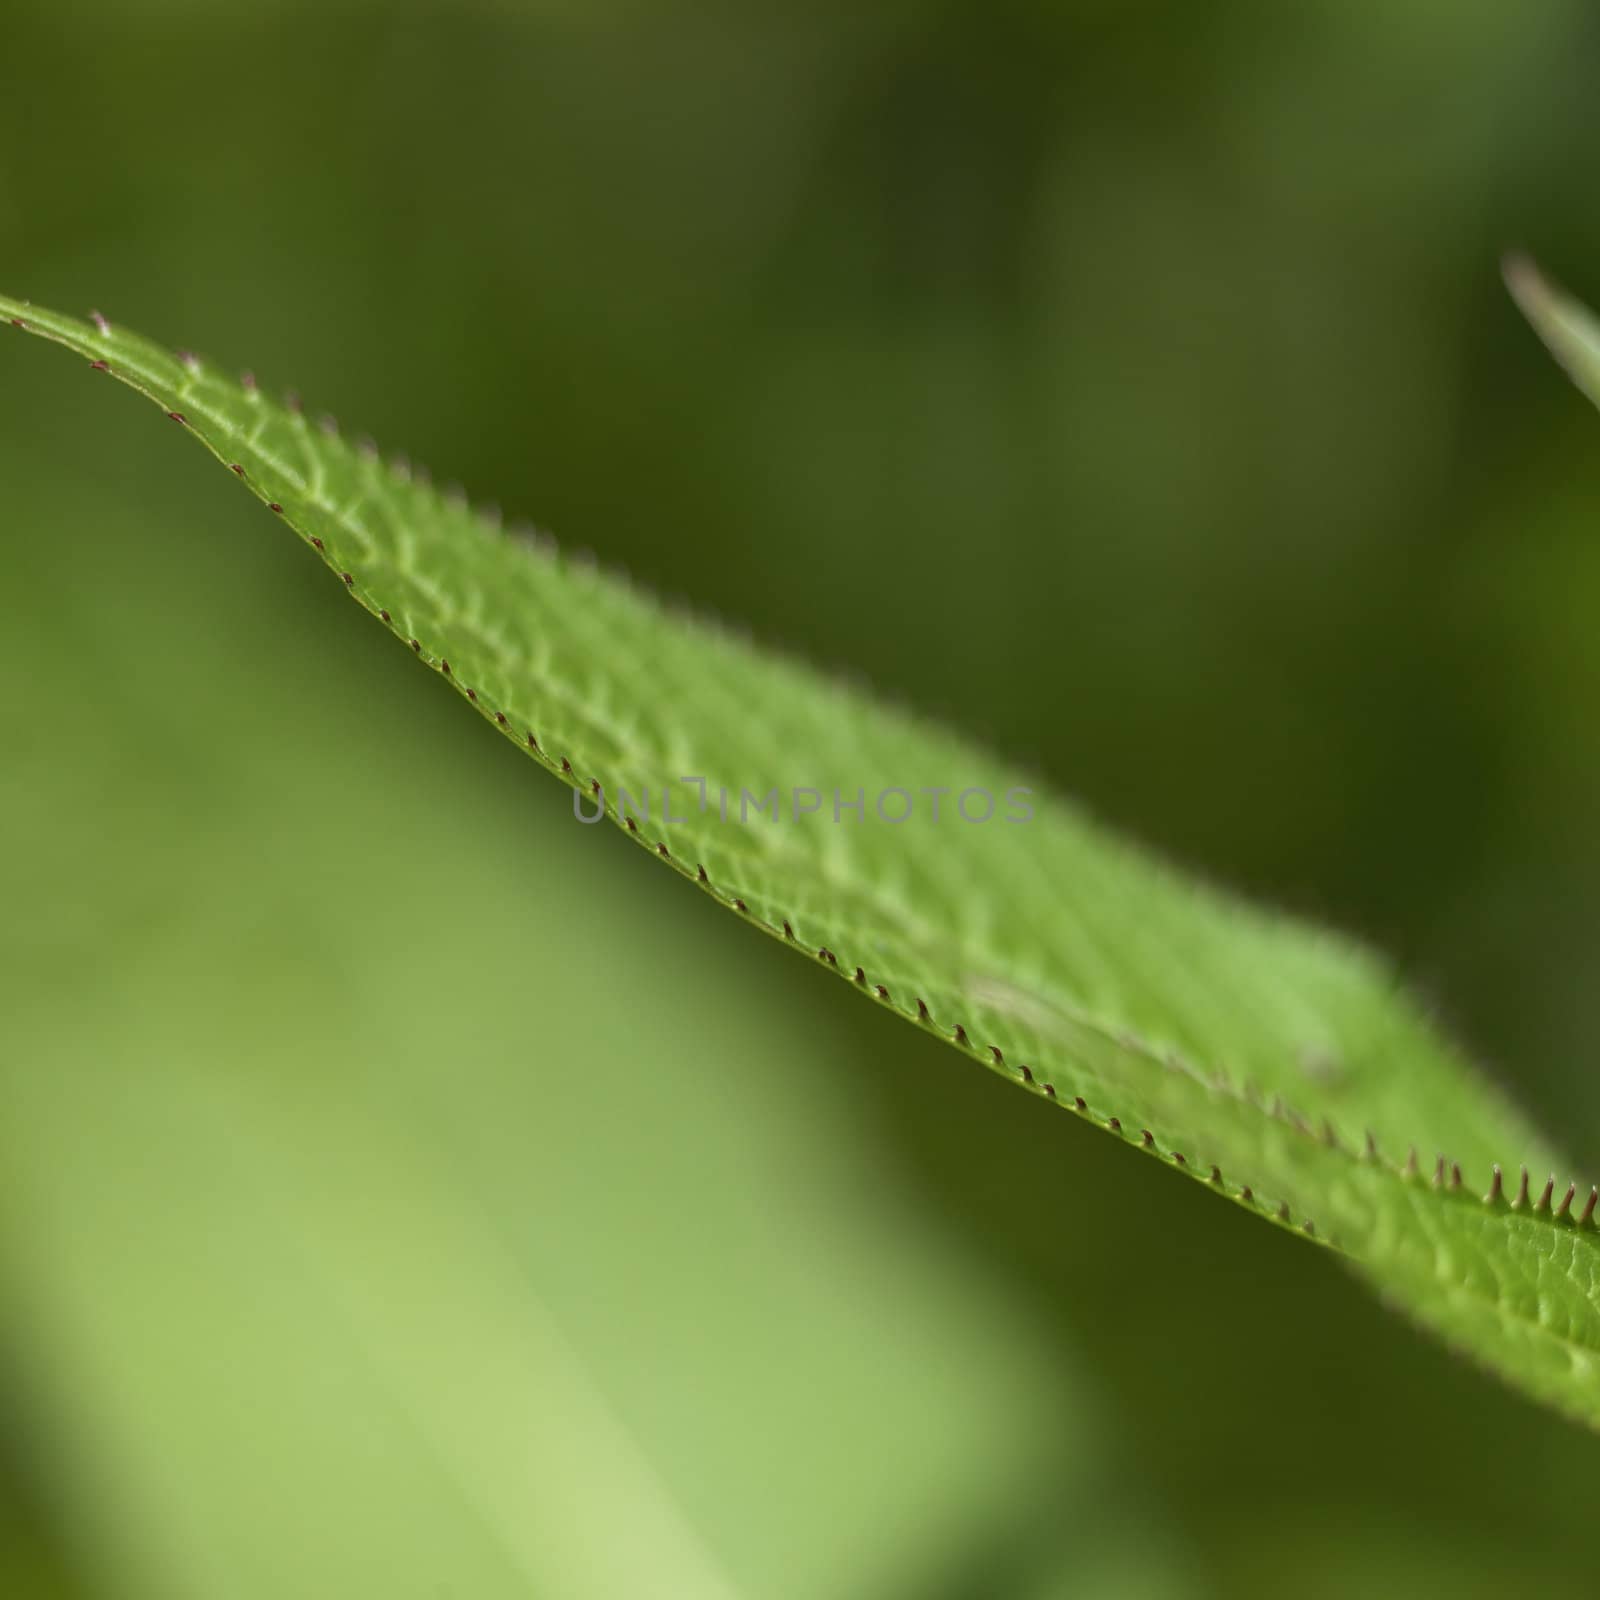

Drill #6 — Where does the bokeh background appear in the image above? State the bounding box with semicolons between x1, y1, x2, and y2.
4;1;1600;1595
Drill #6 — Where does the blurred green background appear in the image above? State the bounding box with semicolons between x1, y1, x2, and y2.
4;1;1600;1594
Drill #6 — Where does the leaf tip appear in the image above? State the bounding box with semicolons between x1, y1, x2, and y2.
1501;250;1544;311
1504;252;1600;407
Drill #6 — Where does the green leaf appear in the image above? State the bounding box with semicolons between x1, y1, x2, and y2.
4;288;1599;1430
1506;255;1600;409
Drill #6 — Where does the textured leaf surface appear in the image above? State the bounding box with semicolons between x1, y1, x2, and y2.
5;289;1600;1428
